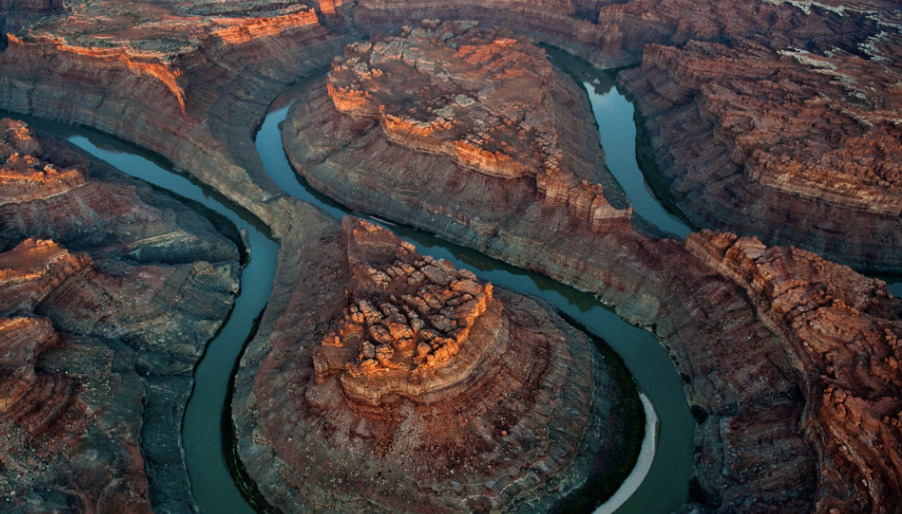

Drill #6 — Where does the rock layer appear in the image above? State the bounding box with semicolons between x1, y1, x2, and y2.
326;23;631;232
296;24;632;238
620;29;902;273
687;230;902;514
233;216;644;513
282;27;902;514
0;119;240;513
0;0;354;237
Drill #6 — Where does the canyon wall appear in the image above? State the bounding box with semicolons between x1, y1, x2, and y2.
0;119;240;513
2;1;901;512
620;28;902;273
232;216;644;513
0;0;354;237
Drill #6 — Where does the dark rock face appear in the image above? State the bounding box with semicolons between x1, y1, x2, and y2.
1;1;900;513
687;230;902;514
619;31;902;274
0;119;240;513
233;216;644;513
281;17;902;513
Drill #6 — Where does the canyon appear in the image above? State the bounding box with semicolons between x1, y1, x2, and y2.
0;118;240;512
0;0;900;513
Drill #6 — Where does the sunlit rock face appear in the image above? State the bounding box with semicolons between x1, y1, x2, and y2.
618;20;902;273
311;222;496;406
324;22;631;232
0;0;354;236
233;216;644;514
0;119;240;513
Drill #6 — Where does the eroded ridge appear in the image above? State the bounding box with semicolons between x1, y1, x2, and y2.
0;118;240;513
311;219;495;406
326;21;631;231
688;230;902;513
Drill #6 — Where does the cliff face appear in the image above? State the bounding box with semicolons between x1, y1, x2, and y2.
344;0;902;274
327;23;631;231
284;58;828;513
620;29;902;273
687;230;902;514
281;19;902;512
0;0;354;236
233;216;643;513
350;0;631;68
0;119;240;513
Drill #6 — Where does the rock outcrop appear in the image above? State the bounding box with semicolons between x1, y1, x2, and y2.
233;216;644;513
282;20;902;513
687;230;902;514
0;0;354;237
0;119;240;513
3;0;902;512
297;23;632;235
620;27;902;273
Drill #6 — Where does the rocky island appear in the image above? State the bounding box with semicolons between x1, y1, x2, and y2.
233;216;643;513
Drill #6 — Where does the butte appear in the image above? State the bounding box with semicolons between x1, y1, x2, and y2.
232;217;644;513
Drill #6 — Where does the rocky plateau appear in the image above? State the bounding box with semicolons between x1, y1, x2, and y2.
232;216;643;513
1;0;901;513
0;118;240;513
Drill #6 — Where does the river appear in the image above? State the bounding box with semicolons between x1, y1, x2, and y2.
6;42;899;511
3;64;730;514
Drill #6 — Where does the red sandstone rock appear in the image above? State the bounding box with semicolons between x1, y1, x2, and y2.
298;23;632;234
0;119;240;513
233;215;644;513
0;0;353;236
617;13;902;272
0;238;92;314
687;230;902;514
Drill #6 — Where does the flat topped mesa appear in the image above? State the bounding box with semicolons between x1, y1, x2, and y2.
327;21;559;180
312;218;496;406
321;21;631;231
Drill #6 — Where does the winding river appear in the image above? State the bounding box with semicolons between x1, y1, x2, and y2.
7;42;900;512
7;64;729;514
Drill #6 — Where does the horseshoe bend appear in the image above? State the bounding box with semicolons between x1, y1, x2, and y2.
0;1;900;514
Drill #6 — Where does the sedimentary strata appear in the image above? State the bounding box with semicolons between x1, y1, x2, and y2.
3;0;901;512
282;18;902;513
687;230;902;514
620;28;902;273
233;216;643;513
296;23;632;236
0;119;240;513
0;0;354;236
327;23;631;232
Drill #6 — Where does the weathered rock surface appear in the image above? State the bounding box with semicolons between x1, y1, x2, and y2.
327;23;632;232
0;119;240;513
282;19;902;514
4;0;902;512
687;230;902;514
620;26;902;273
343;0;902;273
294;23;632;237
0;0;354;237
233;216;644;513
